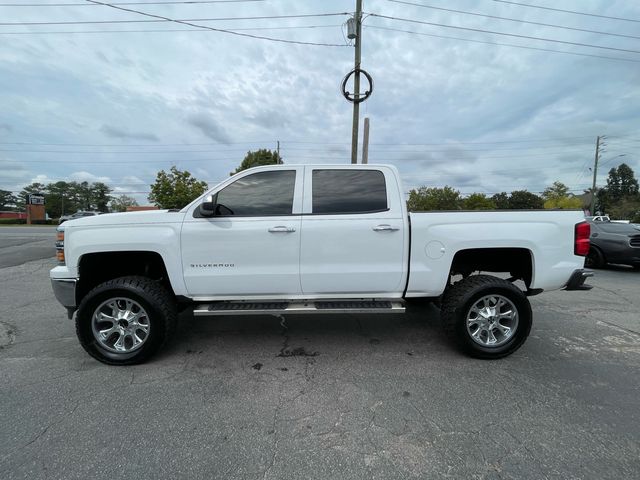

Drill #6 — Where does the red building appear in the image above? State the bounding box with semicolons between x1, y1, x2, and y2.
0;211;27;219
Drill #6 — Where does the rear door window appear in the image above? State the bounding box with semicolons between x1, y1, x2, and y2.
312;170;387;214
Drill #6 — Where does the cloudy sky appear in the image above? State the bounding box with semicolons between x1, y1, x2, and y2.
1;0;639;205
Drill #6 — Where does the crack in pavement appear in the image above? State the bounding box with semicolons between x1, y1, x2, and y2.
1;400;81;463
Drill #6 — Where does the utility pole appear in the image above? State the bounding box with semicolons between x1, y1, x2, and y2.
276;140;280;163
350;0;363;164
590;135;601;215
362;117;370;164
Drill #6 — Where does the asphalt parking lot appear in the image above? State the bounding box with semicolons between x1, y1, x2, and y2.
1;227;639;479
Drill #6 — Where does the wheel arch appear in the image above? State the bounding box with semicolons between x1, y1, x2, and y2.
76;251;175;305
589;243;606;258
449;247;534;289
586;243;606;268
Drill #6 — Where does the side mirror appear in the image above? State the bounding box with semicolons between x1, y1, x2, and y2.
201;195;216;216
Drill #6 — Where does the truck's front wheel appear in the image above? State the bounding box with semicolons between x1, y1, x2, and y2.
76;276;177;365
441;275;532;359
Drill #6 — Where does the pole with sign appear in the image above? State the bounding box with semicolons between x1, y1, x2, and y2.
26;194;46;225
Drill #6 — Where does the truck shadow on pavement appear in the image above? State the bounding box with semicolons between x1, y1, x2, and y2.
162;302;452;363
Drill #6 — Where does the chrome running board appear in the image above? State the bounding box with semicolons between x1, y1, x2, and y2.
193;300;406;316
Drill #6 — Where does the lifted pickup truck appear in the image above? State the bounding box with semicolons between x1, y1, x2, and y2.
51;164;592;365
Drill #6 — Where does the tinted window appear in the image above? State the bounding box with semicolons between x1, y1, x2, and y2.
215;170;295;216
312;170;387;214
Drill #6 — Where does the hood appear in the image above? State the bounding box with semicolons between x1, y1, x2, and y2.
60;210;186;228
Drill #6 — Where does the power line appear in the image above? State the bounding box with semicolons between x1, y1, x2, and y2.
369;13;640;55
365;25;640;63
281;146;591;153
0;12;350;26
0;1;264;5
284;136;598;145
0;148;268;153
0;143;597;153
608;136;640;143
285;144;595;152
386;0;640;41
490;0;640;24
79;1;348;47
0;24;342;35
0;140;275;146
0;135;601;147
7;151;598;163
0;134;622;147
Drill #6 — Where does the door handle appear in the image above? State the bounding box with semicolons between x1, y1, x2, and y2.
268;226;296;233
373;224;400;231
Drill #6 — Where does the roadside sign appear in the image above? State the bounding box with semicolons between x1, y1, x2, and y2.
28;194;45;205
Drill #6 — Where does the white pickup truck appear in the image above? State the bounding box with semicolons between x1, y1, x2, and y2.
51;164;593;365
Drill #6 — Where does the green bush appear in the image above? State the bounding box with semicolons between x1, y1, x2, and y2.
0;218;27;224
0;218;58;225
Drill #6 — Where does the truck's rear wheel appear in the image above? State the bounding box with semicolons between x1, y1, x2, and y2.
441;275;532;359
76;276;177;365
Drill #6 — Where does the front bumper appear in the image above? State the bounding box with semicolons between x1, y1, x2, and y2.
564;269;594;291
51;278;77;308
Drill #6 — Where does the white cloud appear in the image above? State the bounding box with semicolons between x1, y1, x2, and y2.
121;175;146;185
69;172;112;184
0;0;638;197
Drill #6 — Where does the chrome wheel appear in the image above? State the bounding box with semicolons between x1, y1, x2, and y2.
91;297;151;353
466;294;519;347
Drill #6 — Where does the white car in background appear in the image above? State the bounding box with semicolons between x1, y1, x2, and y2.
58;211;100;224
586;215;630;224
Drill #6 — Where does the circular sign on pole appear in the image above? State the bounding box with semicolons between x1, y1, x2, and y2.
341;68;373;104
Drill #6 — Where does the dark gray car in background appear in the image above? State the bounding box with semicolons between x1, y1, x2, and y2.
586;220;640;269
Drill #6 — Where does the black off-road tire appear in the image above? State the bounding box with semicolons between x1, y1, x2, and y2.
441;275;532;359
76;276;177;365
585;246;605;269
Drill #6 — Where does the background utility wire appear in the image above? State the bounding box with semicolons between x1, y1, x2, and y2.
365;25;640;63
0;1;265;5
0;13;351;26
81;1;349;46
369;13;640;54
490;0;640;24
386;0;640;40
0;25;344;35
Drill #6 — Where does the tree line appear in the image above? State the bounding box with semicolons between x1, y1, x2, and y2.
596;163;640;221
0;181;139;218
0;149;282;218
2;150;637;223
407;181;582;211
407;163;639;222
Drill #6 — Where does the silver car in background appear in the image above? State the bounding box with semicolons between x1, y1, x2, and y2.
58;211;100;224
